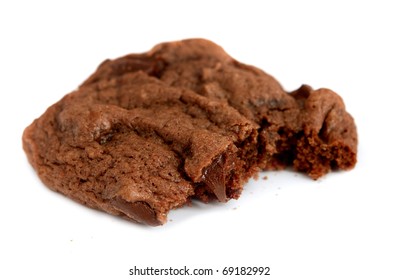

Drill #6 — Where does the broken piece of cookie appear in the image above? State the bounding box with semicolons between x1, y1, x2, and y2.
23;39;357;225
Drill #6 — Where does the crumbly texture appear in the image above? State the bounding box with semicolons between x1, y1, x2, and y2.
23;39;357;226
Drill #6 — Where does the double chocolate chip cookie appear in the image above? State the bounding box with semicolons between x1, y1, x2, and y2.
23;39;357;226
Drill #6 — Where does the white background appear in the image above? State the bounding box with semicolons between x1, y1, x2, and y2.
1;1;397;279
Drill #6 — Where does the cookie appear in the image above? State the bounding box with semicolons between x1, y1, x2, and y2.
23;39;357;226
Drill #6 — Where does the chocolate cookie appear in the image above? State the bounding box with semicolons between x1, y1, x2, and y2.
23;39;357;226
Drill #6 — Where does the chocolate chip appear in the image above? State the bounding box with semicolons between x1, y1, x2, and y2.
201;154;227;202
110;197;161;226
